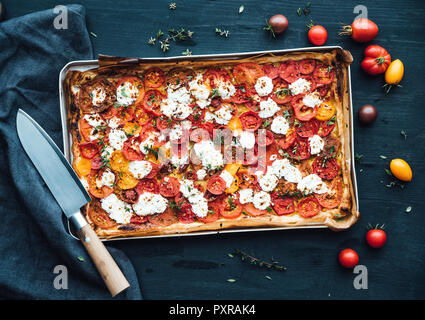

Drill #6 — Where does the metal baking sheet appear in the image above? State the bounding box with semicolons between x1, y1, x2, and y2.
58;46;359;241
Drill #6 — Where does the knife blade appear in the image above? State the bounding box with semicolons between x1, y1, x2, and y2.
16;109;129;297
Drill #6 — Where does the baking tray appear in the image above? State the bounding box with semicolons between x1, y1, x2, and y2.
58;46;359;241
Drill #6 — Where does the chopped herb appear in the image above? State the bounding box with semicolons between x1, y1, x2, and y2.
275;88;291;97
156;29;164;38
211;88;219;98
182;48;192;56
379;155;387;159
90;32;97;38
297;8;303;16
228;253;234;258
227;279;236;283
327;115;336;125
239;5;244;14
144;146;158;160
385;168;393;176
169;2;176;10
266;207;272;213
232;249;286;271
355;153;363;162
405;206;412;213
400;130;407;140
228;195;236;211
148;37;156;45
265;275;272;280
77;256;85;262
215;28;230;38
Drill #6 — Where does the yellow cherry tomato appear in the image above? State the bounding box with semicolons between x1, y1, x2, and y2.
315;100;336;121
74;157;91;176
385;59;404;85
389;158;412;182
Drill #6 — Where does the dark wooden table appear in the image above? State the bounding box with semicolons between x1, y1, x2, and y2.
4;0;425;299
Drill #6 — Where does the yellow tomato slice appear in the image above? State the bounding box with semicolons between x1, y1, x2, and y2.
227;117;243;131
110;151;129;172
315;100;336;121
123;122;142;136
117;172;139;190
224;163;242;176
225;175;240;194
74;157;91;176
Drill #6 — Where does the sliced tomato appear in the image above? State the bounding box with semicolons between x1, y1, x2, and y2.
256;129;274;147
188;105;206;124
115;106;135;125
263;64;279;79
233;63;265;86
204;68;231;88
79;118;94;142
271;193;296;215
239;111;262;131
292;94;317;121
198;200;221;223
277;127;297;149
314;177;343;208
130;215;148;224
313;64;335;85
135;178;159;194
91;156;103;170
88;200;117;228
297;197;321;218
148;207;178;226
178;205;196;224
144;67;165;88
317;84;331;98
278;60;300;83
271;78;292;104
298;59;316;75
237;170;258;189
287;137;311;160
159;176;180;198
87;172;114;199
145;162;160;179
243;97;260;112
231;84;251;103
296;119;319;138
116;76;145;106
122;137;143;161
220;194;243;219
166;67;196;88
312;156;340;180
206;175;226;195
156;115;172;130
101;106;118;120
134;106;150;125
79;142;99;159
120;188;139;204
143;89;164;116
317;119;335;137
243;202;267;216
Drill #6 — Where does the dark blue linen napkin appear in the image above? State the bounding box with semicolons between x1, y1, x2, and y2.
0;4;142;299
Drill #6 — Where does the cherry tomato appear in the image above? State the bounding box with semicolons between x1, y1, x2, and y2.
159;176;180;198
361;45;391;75
385;59;404;85
340;18;378;43
358;104;378;125
206;176;226;195
79;142;99;159
389;158;412;182
265;14;289;37
338;249;359;269
308;25;327;46
366;229;387;248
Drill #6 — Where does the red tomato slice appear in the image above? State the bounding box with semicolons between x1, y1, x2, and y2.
79;118;94;142
136;178;159;194
277;127;297;149
130;215;148;224
148;208;178;226
278;60;300;83
87;172;115;199
312;156;340;180
239;111;262;131
237;170;258;189
231;84;251;103
271;78;292;104
144;67;165;88
101;106;118;120
233;63;265;86
115;106;135;125
292;94;317;121
314;177;343;208
297;197;321;218
313;64;335;85
143;90;164;116
159;176;180;198
317;84;331;98
206;176;226;195
256;129;274;147
178;205;196;224
204;68;231;88
298;59;316;75
271;193;296;215
317;120;335;137
220;194;243;219
287;137;311;160
263;64;279;79
120;188;139;204
91;156;103;170
145;162;160;179
243;202;267;216
122;137;143;161
296;119;319;138
79;142;99;159
188;105;206;124
198;200;222;223
88;200;117;228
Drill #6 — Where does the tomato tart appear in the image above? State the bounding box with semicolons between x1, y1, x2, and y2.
64;49;358;239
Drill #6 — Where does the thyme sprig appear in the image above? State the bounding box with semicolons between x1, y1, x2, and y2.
232;249;286;271
150;28;194;53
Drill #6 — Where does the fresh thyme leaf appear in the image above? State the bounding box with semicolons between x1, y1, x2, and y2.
405;206;412;213
211;88;219;98
385;168;393;176
239;5;244;14
227;279;236;283
379;155;387;159
90;32;97;38
400;130;407;140
355;153;363;162
77;256;85;262
215;28;230;38
265;275;272;280
297;8;303;16
228;253;234;258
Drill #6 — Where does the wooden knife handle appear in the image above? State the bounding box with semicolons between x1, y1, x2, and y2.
76;224;130;297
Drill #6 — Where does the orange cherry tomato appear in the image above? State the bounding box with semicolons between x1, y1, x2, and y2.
389;158;412;182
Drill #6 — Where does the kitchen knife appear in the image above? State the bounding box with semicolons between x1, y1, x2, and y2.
16;109;130;297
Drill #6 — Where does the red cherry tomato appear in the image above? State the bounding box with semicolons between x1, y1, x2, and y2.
338;249;359;269
308;25;327;46
361;45;391;75
366;229;387;248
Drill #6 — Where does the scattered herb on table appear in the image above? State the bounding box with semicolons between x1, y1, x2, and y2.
405;206;412;213
182;48;192;56
150;28;194;53
265;275;272;281
227;279;236;283
297;2;311;16
232;249;286;271
355;153;363;162
148;37;156;45
169;2;176;10
77;256;85;262
215;28;230;38
379;155;387;159
90;32;97;38
239;5;244;14
400;129;407;140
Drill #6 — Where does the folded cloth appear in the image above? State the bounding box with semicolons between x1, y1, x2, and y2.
0;4;142;299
